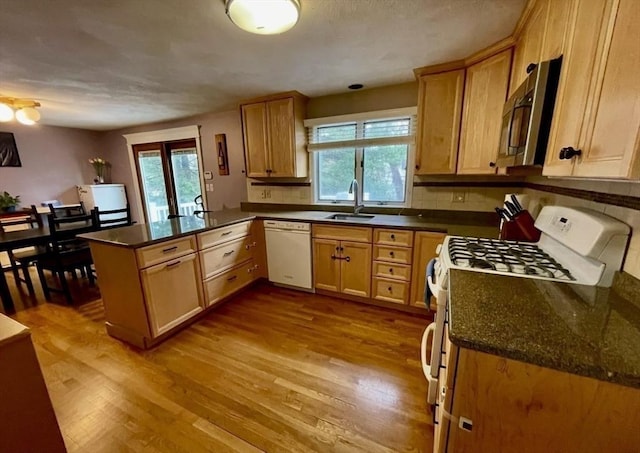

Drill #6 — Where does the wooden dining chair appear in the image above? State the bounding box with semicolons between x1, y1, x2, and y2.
48;202;86;219
36;213;97;304
93;204;133;230
0;205;47;296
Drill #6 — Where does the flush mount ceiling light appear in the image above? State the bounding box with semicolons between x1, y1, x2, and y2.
0;96;42;125
225;0;301;35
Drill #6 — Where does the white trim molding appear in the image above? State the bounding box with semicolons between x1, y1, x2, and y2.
123;125;206;224
303;106;417;128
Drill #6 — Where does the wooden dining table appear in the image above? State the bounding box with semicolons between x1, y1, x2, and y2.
0;221;95;311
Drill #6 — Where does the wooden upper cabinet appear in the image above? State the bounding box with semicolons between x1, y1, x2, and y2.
241;92;308;178
241;103;269;177
544;0;640;179
573;0;640;179
457;48;513;175
510;0;548;96
540;0;572;60
415;69;465;175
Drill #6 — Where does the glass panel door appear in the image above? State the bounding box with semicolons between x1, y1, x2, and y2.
169;147;200;217
133;139;203;223
137;149;170;222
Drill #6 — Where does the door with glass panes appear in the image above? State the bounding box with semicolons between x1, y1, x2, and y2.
133;139;203;222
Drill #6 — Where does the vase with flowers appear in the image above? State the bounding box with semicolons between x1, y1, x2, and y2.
89;157;108;184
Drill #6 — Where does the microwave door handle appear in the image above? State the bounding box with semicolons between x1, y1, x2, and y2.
507;105;517;150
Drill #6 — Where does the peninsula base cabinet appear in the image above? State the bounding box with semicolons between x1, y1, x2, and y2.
435;328;640;452
88;220;264;348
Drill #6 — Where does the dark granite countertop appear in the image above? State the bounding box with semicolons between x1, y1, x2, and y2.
448;269;640;389
79;207;499;248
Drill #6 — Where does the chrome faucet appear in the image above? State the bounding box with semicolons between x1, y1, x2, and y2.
348;179;364;215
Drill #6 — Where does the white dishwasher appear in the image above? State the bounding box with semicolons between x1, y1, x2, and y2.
264;220;313;291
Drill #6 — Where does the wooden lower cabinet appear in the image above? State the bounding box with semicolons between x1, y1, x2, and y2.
410;232;446;308
140;252;203;337
313;238;372;297
340;241;372;297
436;330;640;452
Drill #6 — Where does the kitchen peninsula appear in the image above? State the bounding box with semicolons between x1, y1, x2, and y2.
80;207;498;348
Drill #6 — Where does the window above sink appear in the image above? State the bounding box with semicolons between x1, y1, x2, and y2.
304;107;417;209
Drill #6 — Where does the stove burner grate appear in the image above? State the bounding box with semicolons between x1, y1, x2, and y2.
448;237;575;281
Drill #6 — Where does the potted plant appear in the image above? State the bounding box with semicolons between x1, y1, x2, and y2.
0;191;20;212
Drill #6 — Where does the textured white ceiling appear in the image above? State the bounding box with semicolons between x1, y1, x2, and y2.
0;0;525;130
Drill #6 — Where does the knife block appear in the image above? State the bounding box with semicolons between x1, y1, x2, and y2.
499;210;541;242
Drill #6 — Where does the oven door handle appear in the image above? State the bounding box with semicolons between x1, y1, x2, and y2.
421;322;439;404
421;322;436;378
425;258;438;303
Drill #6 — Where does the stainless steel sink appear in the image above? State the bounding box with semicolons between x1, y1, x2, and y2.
326;213;375;221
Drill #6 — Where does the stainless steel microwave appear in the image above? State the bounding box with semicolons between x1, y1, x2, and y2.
497;57;562;168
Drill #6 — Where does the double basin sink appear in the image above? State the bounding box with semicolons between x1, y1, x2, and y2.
325;213;375;222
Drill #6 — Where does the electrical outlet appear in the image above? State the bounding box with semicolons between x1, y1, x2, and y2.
452;192;466;203
261;189;271;199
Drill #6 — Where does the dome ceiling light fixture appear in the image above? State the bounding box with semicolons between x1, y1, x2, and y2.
225;0;301;35
0;96;42;125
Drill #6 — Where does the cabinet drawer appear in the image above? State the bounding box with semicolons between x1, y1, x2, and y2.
200;235;256;279
197;221;252;249
374;229;414;247
203;260;259;307
372;261;411;281
136;236;196;269
373;245;412;264
312;224;372;243
372;277;410;305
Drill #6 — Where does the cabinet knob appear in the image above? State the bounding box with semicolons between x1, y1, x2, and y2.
559;147;582;160
415;164;420;170
389;268;393;273
388;286;392;292
526;62;537;74
390;234;395;240
489;161;496;168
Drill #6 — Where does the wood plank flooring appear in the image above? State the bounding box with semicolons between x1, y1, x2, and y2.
10;280;435;452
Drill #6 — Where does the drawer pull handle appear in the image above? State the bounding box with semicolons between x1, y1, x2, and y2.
221;230;232;236
335;246;340;251
245;241;257;250
389;268;393;273
388;286;393;292
389;251;395;257
248;264;260;273
162;246;178;253
227;275;237;282
166;261;181;269
390;234;395;240
345;256;350;262
223;250;235;257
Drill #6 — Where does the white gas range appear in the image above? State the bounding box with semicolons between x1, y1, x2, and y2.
420;205;631;404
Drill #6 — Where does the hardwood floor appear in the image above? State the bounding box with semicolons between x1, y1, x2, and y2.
10;281;435;452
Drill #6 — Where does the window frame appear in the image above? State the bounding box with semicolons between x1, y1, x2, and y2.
306;108;416;208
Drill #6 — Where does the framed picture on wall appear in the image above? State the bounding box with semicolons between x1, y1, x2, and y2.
0;132;22;167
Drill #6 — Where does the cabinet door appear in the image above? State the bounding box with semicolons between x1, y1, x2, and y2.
415;69;465;174
543;0;608;176
457;49;512;175
573;0;640;179
340;241;372;298
313;238;340;292
241;102;270;177
409;232;446;308
540;0;572;60
510;0;548;96
140;253;203;337
266;97;296;177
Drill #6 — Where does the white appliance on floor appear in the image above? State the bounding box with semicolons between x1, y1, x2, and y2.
264;220;313;291
421;205;630;405
77;184;127;220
